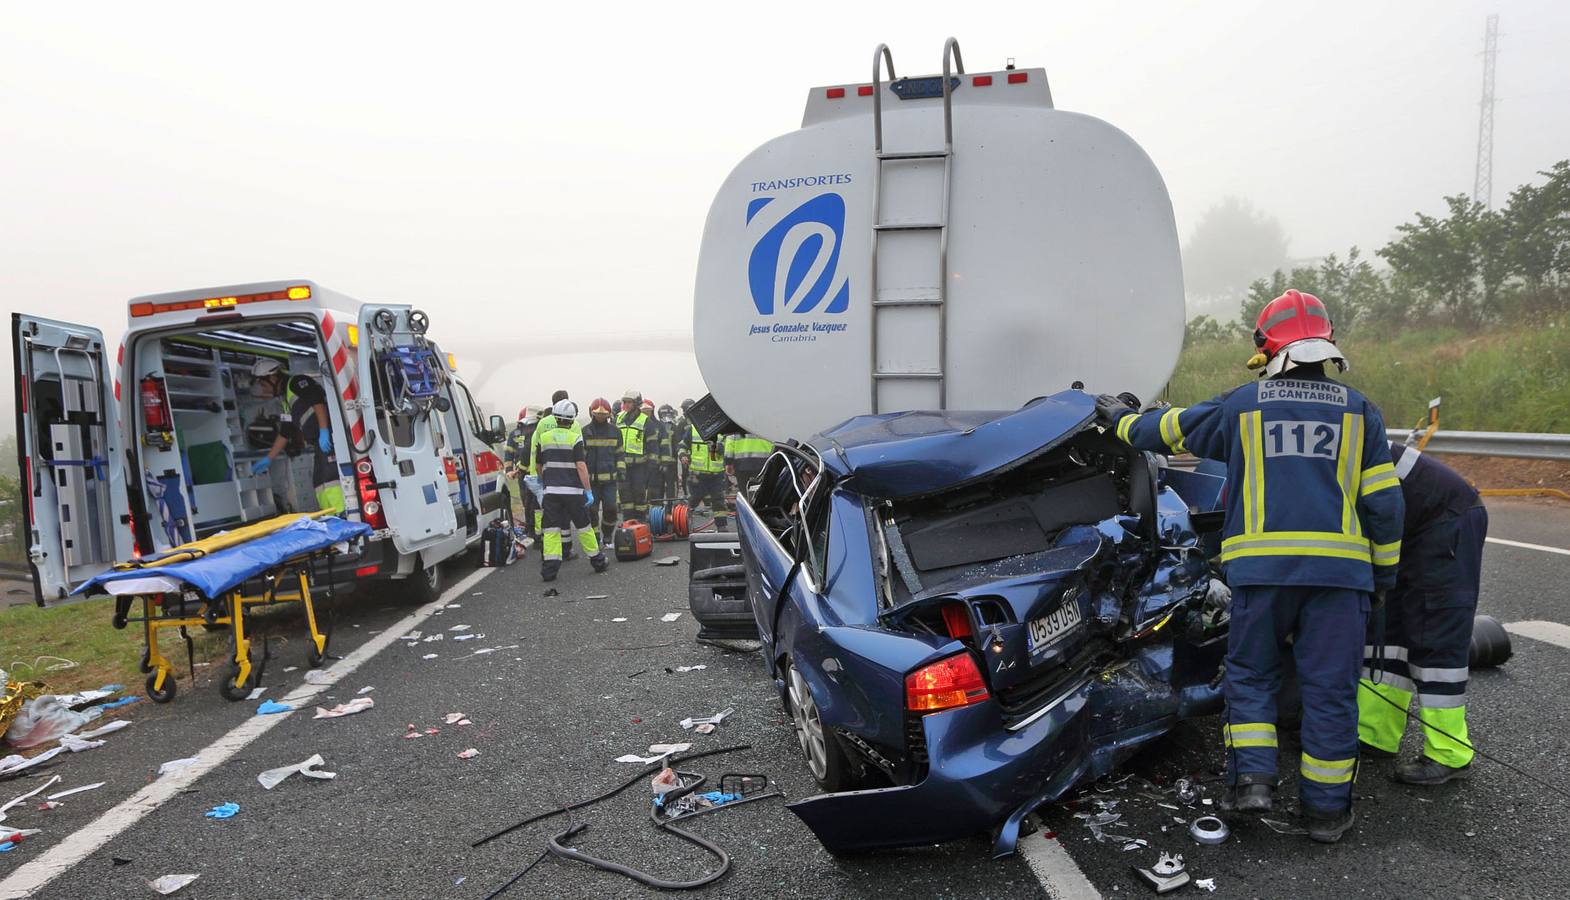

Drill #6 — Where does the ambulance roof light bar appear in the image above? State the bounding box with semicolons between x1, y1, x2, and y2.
130;285;312;318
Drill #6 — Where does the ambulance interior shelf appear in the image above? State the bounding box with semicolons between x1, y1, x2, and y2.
133;320;337;548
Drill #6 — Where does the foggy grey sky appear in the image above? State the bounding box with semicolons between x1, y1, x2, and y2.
4;1;1567;423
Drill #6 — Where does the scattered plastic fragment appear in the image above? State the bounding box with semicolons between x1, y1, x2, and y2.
282;666;299;673
257;754;336;790
46;783;104;800
256;700;291;715
148;874;199;895
314;698;374;719
612;617;628;623
1195;878;1217;892
673;665;707;673
449;625;471;632
443;713;468;725
1190;815;1228;845
694;723;715;735
1132;852;1190;894
453;634;478;641
651;767;683;795
653;556;680;566
661;613;683;622
1122;839;1149;851
457;748;480;759
680;707;734;730
158;758;199;777
422;654;439;660
585;594;609;600
449;603;464;608
58;734;105;753
357;686;375;695
204;802;240;819
246;688;265;701
38;801;61;810
401;631;423;642
1;776;62;823
1174;778;1198;804
1260;818;1308;836
615;743;692;764
423;634;444;643
0;747;64;779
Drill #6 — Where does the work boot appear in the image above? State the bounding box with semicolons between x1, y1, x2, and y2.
1304;806;1356;844
1395;757;1471;786
1218;774;1275;815
1358;740;1398;760
591;554;609;574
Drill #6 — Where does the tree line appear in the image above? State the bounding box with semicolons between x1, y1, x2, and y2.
1187;160;1570;343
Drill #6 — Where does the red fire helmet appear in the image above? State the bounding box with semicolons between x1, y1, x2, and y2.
1254;289;1334;358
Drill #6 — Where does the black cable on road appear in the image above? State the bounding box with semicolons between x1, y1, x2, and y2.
468;744;751;848
1358;681;1570;803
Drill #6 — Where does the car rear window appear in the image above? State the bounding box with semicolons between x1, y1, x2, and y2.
899;471;1121;571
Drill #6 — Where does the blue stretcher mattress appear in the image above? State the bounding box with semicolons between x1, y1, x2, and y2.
73;516;371;599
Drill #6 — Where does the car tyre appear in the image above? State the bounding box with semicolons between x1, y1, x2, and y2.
786;658;856;793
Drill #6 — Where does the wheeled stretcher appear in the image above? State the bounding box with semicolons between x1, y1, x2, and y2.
72;513;372;704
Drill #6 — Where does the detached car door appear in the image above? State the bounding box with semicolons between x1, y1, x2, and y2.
355;305;458;555
11;315;136;604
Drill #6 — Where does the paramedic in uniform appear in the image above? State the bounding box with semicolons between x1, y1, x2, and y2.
583;398;623;544
1357;443;1487;785
1097;289;1403;844
248;358;342;514
535;399;608;581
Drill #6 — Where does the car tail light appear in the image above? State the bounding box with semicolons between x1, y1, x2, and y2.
940;603;972;639
905;652;990;713
355;459;386;529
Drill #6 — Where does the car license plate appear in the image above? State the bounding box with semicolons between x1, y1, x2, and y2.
1028;596;1083;652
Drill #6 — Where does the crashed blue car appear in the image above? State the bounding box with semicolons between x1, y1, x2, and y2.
687;390;1233;856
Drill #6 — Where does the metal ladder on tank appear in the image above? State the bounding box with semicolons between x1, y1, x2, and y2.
868;37;964;413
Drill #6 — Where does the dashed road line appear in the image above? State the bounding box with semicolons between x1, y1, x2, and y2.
1505;620;1570;651
1019;830;1103;900
0;566;494;900
1486;537;1570;558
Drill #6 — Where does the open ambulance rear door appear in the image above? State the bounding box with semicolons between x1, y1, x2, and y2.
11;315;136;605
355;305;459;556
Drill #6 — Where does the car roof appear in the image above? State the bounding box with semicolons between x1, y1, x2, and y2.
808;389;1096;500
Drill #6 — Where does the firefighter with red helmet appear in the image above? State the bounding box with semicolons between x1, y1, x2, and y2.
1096;289;1404;844
583;397;623;544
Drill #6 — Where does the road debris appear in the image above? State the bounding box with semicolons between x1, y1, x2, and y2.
37;801;61;811
203;802;240;819
694;723;715;734
612;617;628;623
314;698;374;719
653;556;680;566
680;708;734;730
257;754;336;790
449;625;471;632
357;686;375;695
1189;815;1228;845
158;758;198;777
256;700;291;715
1132;852;1191;894
543;588;559;598
422;634;444;643
1195;878;1217;892
422;654;439;660
1260;818;1308;836
245;687;265;701
453;634;478;641
674;665;707;673
58;734;106;753
661;612;683;622
46;783;104;800
401;631;423;642
1;775;62;822
585;594;609;600
99;696;140;711
457;748;480;759
148;874;199;895
0;747;65;778
616;742;693;764
1174;778;1198;804
443;713;470;725
4;695;101;748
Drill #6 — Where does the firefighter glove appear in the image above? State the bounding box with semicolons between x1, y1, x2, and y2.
1094;393;1132;428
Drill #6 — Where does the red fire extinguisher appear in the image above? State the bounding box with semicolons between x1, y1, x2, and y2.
140;375;174;450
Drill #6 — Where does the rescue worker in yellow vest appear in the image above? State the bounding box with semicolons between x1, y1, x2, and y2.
535;399;608;581
1097;290;1404;844
680;424;728;531
247;358;343;515
723;432;773;520
530;391;583;558
617;390;659;521
583;397;623;544
1357;442;1487;785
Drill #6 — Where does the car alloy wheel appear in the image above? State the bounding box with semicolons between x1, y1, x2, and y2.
788;661;829;781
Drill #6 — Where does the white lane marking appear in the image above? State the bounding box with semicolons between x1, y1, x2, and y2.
1019;830;1103;900
0;566;494;900
1505;620;1570;650
1486;537;1570;558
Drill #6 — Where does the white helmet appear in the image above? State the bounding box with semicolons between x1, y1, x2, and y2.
552;399;578;420
251;358;284;378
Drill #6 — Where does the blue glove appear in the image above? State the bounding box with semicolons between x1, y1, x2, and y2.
204;802;240;819
584;490;595;507
251;457;272;475
317;430;332;454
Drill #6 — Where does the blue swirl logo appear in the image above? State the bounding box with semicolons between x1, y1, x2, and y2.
746;193;850;316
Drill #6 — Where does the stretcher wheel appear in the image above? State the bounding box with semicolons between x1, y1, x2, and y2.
146;673;177;704
139;650;153;674
218;665;254;702
307;640;328;669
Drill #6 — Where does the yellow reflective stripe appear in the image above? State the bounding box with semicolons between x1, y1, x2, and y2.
1360;474;1400;496
1240;411;1264;534
1222;722;1279;748
1362;462;1395;480
1220;530;1374;564
1223;545;1372;563
1300;753;1357;784
1222;530;1370;548
1336;412;1362;537
1159;407;1188;452
1115;412;1136;444
1371;540;1401;566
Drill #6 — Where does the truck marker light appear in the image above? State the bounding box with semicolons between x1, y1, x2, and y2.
345;325;359;348
826;87;845;99
972;75;993;87
857;85;874;96
287;286;311;300
355;565;379;577
130;303;155;317
203;297;238;309
446;352;458;371
1007;72;1028;84
905;652;990;713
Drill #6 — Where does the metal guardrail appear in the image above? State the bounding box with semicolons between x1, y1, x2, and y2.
1415;431;1570;462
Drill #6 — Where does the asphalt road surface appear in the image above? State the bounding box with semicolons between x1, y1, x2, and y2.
1;498;1567;899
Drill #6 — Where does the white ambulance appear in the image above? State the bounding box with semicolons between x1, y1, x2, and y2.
11;279;511;606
